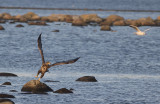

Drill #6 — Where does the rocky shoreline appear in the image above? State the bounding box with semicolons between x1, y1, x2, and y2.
0;12;160;31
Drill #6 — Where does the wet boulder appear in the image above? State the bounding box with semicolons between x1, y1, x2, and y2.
41;16;50;22
3;13;13;20
0;25;5;30
100;20;113;26
137;17;155;26
22;12;39;20
113;20;126;26
103;15;124;25
48;14;72;22
125;19;141;26
157;16;160;21
0;13;12;20
0;99;15;104
54;88;73;94
16;24;24;27
0;94;15;98
72;16;87;26
0;72;17;77
76;76;97;82
100;25;112;31
80;14;102;23
2;82;11;85
21;80;53;93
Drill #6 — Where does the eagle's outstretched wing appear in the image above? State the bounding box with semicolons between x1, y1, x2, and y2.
49;57;80;68
38;34;45;64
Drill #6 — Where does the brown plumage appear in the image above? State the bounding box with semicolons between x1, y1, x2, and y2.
35;34;80;80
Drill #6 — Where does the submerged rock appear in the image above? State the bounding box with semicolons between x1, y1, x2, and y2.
0;94;15;98
44;80;60;82
76;76;97;82
0;72;18;77
0;99;15;104
21;80;53;93
52;30;60;32
2;82;11;85
54;88;73;94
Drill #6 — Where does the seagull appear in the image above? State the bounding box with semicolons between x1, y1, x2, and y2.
35;34;80;81
129;25;151;35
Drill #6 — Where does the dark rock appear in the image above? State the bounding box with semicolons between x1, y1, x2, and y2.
76;76;97;82
54;88;73;94
0;25;5;30
2;82;11;85
21;80;53;93
0;73;18;77
16;24;24;27
52;30;60;32
10;90;18;92
0;94;15;98
0;99;15;104
44;80;60;82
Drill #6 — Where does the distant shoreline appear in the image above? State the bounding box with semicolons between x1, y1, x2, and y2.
0;6;160;13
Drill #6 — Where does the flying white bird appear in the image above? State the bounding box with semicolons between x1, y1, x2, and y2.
129;25;151;35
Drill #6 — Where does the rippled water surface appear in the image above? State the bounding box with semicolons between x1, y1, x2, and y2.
0;20;160;104
0;1;160;103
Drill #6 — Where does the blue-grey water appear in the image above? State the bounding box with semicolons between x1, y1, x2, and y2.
0;0;160;11
0;0;160;104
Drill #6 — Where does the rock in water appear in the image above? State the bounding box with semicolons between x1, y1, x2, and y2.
54;88;73;94
76;76;98;82
0;73;18;77
21;80;53;93
0;99;15;104
2;82;11;85
0;94;15;98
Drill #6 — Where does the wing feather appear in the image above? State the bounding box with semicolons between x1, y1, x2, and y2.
129;25;141;32
49;57;80;68
38;34;45;64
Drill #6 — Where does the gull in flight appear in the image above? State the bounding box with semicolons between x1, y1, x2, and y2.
129;25;151;35
35;34;80;81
